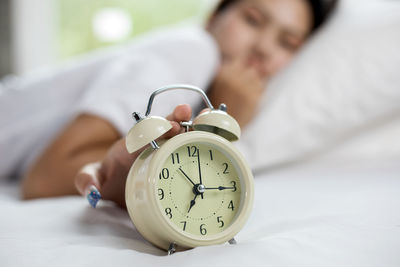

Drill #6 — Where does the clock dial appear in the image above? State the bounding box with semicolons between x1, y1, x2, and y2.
156;142;242;237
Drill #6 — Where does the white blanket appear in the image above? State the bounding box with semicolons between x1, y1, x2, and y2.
1;118;399;267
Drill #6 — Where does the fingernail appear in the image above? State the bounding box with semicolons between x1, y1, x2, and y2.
86;185;101;208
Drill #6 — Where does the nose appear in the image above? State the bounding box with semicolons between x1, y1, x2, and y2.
248;31;276;77
253;30;276;60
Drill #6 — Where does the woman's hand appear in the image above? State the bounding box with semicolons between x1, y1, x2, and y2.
207;58;267;128
74;104;192;208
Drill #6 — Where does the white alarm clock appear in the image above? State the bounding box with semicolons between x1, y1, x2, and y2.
125;84;254;254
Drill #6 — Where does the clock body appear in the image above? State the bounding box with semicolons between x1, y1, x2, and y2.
125;131;254;251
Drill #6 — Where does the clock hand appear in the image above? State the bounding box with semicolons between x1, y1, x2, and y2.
187;193;198;213
178;167;196;186
204;186;236;191
196;149;204;199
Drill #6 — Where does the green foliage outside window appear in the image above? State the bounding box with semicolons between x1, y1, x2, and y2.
57;0;214;60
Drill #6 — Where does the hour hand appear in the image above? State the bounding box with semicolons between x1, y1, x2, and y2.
187;194;198;213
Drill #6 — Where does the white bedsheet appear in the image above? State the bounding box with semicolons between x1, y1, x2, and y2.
1;145;399;266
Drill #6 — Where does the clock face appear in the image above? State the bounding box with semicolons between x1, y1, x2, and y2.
156;142;242;237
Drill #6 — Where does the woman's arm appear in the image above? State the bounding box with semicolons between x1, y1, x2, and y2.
21;114;120;199
22;104;192;205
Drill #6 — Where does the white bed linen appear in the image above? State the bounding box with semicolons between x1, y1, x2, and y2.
1;134;399;267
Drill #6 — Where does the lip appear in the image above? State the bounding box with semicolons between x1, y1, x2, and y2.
245;57;269;78
220;54;270;80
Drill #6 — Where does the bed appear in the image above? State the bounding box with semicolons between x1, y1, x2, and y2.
1;0;400;266
1;116;400;266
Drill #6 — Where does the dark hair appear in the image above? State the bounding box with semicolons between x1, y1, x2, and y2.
212;0;339;33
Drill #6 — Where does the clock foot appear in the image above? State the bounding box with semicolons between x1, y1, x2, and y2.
167;242;177;255
228;238;237;245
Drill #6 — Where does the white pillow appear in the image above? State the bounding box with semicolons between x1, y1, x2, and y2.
238;0;400;172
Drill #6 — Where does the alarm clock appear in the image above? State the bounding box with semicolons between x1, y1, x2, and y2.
125;84;254;254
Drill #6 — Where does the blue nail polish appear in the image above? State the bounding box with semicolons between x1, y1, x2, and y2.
87;186;101;208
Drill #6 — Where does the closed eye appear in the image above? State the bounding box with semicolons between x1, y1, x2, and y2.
279;36;301;52
242;8;265;28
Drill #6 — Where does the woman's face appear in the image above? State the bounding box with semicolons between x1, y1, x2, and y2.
208;0;312;81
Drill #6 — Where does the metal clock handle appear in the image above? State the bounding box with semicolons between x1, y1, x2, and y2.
144;84;214;116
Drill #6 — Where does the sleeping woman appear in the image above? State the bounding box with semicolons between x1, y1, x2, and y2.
0;0;337;207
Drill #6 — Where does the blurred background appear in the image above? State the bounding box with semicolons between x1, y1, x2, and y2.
0;0;217;79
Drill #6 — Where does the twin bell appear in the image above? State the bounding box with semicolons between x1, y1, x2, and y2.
125;84;241;154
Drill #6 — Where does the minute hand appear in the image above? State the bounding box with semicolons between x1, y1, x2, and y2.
196;150;204;199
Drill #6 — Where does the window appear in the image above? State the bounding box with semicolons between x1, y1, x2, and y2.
8;0;216;75
57;0;216;60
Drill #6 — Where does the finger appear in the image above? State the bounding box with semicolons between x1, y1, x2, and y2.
166;104;192;122
163;121;182;139
74;162;102;208
165;108;210;138
164;104;193;138
199;108;211;114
